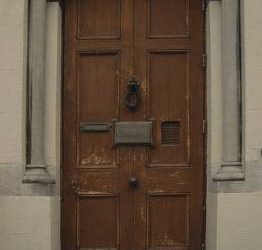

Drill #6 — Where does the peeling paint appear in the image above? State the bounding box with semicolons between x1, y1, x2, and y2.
161;232;175;246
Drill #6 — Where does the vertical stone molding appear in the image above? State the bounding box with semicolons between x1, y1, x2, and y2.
23;0;55;184
213;0;245;181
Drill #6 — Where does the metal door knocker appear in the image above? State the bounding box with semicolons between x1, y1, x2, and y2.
125;77;140;110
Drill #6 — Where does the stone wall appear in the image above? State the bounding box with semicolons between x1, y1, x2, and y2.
0;1;61;250
206;0;262;249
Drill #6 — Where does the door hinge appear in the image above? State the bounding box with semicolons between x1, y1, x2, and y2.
202;54;207;68
71;180;79;189
202;120;207;134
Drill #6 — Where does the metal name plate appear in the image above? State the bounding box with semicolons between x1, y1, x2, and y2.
80;122;112;132
115;122;152;145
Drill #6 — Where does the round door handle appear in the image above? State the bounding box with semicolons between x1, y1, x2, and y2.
129;177;139;188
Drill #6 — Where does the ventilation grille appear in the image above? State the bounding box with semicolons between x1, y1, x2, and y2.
161;121;180;145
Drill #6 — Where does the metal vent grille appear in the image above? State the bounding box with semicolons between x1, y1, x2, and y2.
161;121;180;145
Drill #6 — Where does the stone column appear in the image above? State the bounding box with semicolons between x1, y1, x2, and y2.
23;0;55;184
214;0;245;181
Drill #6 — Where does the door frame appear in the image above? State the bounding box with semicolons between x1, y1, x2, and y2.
60;1;207;249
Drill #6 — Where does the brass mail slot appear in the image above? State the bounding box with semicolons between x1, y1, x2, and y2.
114;121;152;145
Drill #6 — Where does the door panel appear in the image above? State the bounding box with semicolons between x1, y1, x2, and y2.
148;51;190;166
78;0;121;39
147;193;190;247
77;194;120;248
63;0;205;249
134;0;204;249
77;52;120;168
148;0;190;38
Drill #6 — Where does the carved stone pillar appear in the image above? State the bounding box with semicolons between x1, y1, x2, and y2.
214;0;245;181
23;0;55;184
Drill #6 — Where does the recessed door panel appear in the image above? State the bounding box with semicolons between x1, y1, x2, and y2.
77;52;120;168
78;52;120;121
77;194;120;249
78;0;121;39
147;0;190;37
148;51;190;167
147;193;190;248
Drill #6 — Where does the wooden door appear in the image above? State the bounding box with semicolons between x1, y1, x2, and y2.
63;0;205;250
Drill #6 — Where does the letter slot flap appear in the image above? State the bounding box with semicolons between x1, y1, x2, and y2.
80;122;112;132
114;121;152;146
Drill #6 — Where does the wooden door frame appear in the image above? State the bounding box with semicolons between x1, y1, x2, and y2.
60;1;207;249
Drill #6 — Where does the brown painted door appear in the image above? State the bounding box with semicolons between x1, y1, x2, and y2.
63;0;205;250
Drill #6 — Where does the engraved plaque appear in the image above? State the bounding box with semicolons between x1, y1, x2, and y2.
115;122;152;145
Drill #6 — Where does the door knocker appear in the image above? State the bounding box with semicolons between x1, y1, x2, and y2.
125;77;140;110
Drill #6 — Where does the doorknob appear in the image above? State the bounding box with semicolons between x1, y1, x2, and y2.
129;177;139;188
